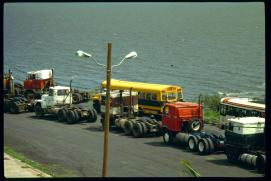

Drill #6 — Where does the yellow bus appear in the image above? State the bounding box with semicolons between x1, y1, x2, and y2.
99;79;183;118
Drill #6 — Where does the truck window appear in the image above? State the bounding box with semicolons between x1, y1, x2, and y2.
57;89;68;96
49;89;54;96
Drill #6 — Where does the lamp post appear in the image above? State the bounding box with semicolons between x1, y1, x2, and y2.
76;43;137;177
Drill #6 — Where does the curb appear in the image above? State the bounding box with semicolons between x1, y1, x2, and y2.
4;153;52;178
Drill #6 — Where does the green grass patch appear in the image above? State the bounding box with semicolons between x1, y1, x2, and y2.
4;145;54;177
203;109;220;125
4;145;78;177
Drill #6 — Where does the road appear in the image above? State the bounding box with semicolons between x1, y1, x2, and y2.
4;112;264;177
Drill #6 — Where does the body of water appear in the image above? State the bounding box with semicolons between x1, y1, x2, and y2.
4;2;265;101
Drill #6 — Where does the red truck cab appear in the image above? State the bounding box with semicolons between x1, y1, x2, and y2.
162;101;203;133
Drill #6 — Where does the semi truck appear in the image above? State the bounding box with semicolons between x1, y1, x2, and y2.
4;70;32;113
34;85;97;124
161;97;225;155
224;117;266;173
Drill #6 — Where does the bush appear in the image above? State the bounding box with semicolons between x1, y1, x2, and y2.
202;94;221;112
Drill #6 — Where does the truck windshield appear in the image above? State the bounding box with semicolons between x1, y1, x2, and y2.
57;89;69;96
49;89;54;96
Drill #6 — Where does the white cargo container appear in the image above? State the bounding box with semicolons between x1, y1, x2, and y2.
27;69;52;80
228;117;265;135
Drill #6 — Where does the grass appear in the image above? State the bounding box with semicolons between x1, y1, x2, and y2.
4;145;53;177
192;94;222;125
4;145;78;177
203;109;220;125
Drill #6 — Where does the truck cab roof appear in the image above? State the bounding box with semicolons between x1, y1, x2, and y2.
49;86;70;90
166;102;199;108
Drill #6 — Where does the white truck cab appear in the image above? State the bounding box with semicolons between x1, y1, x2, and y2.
35;86;72;109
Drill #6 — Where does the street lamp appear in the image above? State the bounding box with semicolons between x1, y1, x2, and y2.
76;43;137;177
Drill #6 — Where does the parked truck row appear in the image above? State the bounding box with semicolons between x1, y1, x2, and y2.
3;69;93;114
3;72;266;173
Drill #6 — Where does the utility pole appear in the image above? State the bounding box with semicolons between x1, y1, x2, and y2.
102;42;112;177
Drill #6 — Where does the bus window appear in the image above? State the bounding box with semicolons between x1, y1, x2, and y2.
146;93;152;100
177;91;183;101
162;93;167;101
151;93;157;100
138;92;145;99
220;105;226;116
168;92;176;100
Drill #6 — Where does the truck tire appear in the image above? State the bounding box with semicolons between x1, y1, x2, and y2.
72;93;82;104
87;109;97;123
198;138;210;155
10;101;19;114
57;109;65;122
73;110;80;123
67;110;76;124
140;122;147;137
163;131;174;145
188;135;199;152
256;154;266;173
91;108;97;122
62;108;68;121
124;120;133;135
206;138;215;154
132;122;143;138
34;104;44;117
189;119;201;132
175;132;189;145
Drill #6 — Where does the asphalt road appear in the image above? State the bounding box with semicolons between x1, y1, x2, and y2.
4;112;264;177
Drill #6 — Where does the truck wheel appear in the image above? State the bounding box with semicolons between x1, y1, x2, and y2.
67;110;76;124
9;101;19;114
140;122;147;137
226;152;239;163
124;120;133;135
57;109;64;122
163;131;174;145
189;120;201;132
73;110;80;123
34;104;44;117
206;138;215;154
91;108;97;122
132;122;143;138
198;138;209;155
62;108;68;121
72;93;82;104
256;154;266;173
188;135;199;152
87;109;97;123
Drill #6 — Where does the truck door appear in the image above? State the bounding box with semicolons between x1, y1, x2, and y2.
163;105;175;130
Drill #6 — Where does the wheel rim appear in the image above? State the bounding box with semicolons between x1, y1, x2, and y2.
192;121;201;131
164;132;170;143
188;139;195;149
198;141;205;152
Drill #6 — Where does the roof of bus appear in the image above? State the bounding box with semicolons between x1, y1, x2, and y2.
221;97;265;111
102;79;182;92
